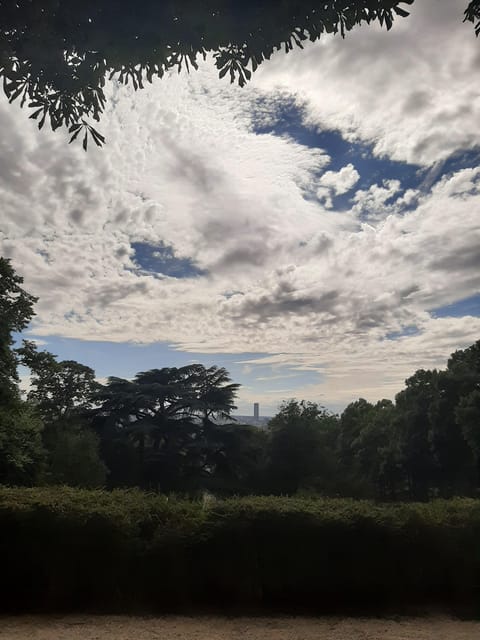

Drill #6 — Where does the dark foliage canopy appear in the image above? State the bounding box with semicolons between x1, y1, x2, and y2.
3;1;479;148
92;364;241;490
0;1;421;147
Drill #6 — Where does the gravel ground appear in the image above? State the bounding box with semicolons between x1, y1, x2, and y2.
0;615;479;640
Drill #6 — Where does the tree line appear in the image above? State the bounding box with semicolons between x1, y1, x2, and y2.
1;257;479;500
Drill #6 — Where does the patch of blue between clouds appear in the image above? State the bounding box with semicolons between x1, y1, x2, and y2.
251;95;480;211
420;148;480;192
16;335;258;380
131;241;206;278
14;333;323;415
386;325;421;341
251;96;421;210
384;294;480;341
222;290;244;299
430;293;480;319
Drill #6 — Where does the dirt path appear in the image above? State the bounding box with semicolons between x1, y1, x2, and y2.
0;615;479;640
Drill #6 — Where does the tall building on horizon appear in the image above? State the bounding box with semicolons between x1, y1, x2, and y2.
253;402;259;419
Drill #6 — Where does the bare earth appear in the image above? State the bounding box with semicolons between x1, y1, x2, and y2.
1;615;479;640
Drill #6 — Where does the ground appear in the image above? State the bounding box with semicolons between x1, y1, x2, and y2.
0;615;479;639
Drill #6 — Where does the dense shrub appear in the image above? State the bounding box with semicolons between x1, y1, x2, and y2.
0;487;479;613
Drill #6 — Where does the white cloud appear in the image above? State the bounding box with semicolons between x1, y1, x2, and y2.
254;0;480;166
319;163;360;194
352;179;402;221
437;166;480;198
317;163;360;207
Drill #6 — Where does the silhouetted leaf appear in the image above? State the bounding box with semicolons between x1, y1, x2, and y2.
29;108;43;120
69;128;82;144
8;83;24;103
90;127;105;147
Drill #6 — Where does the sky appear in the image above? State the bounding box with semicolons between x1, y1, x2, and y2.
2;0;480;416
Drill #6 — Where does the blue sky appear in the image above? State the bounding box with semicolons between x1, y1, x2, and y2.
252;97;423;203
132;241;207;278
431;293;480;319
16;334;322;416
4;0;480;415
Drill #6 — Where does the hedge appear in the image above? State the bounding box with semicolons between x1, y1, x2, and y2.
0;487;479;613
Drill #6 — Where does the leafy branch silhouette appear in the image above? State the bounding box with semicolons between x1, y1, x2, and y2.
4;1;475;149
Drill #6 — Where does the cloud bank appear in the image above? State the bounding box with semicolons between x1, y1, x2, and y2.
1;0;479;408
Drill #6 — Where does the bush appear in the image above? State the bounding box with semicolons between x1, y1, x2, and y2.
0;487;479;613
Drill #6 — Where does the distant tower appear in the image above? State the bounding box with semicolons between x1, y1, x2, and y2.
254;402;259;420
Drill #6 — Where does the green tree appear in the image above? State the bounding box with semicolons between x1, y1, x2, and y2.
0;401;45;485
394;369;439;500
447;340;480;396
16;342;107;488
426;370;476;497
185;364;240;426
0;258;37;405
393;365;476;500
0;1;417;147
0;259;46;486
456;390;480;466
339;398;402;499
268;399;339;495
194;421;269;495
17;340;100;422
94;364;241;491
447;342;480;491
364;401;404;500
338;398;375;468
